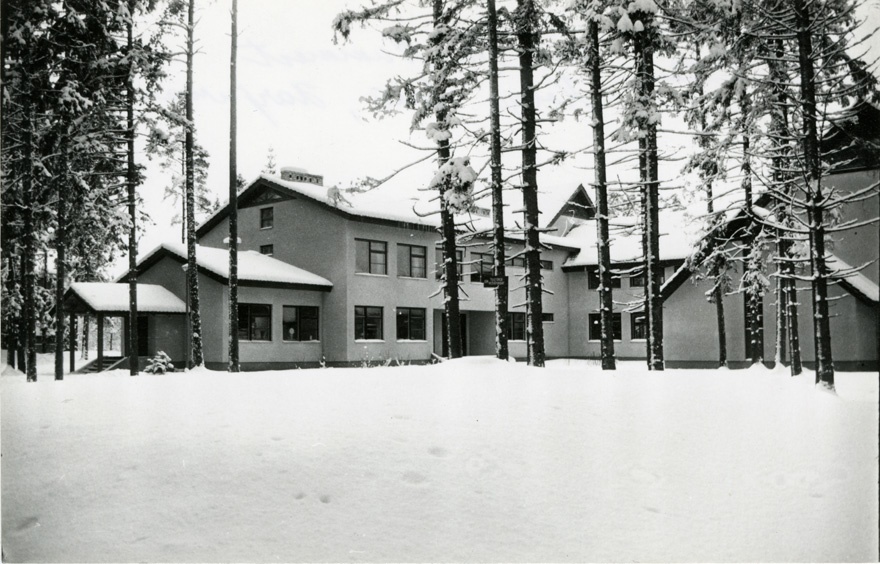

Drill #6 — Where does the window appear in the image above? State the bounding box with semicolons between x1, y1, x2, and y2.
238;303;272;341
507;256;552;270
259;244;274;256
470;252;494;283
397;244;427;278
396;307;426;340
507;311;526;341
542;313;554;323
435;248;465;280
630;312;647;340
355;306;383;340
260;207;274;229
283;306;319;342
589;312;622;341
630;271;645;287
356;239;387;275
587;267;621;290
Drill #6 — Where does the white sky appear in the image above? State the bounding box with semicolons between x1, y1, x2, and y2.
135;0;880;253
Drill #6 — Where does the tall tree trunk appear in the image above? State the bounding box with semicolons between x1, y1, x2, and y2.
228;0;240;372
6;255;18;369
794;0;833;388
17;253;26;371
127;8;139;376
633;16;663;371
55;170;66;380
740;88;763;365
432;0;462;359
516;0;545;367
589;20;615;370
186;0;204;367
41;251;49;354
487;0;508;361
22;100;37;382
81;315;90;360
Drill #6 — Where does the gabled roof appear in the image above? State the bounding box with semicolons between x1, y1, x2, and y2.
196;174;581;250
560;213;698;270
546;184;596;229
64;282;186;315
135;241;333;291
821;100;880;174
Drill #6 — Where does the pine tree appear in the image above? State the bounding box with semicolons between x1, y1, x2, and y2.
184;0;203;367
228;0;240;372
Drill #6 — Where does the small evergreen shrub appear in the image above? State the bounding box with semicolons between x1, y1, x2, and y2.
144;351;175;374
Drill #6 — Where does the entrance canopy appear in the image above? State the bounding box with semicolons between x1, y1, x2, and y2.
63;282;187;315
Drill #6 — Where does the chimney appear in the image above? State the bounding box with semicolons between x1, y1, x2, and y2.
280;166;323;186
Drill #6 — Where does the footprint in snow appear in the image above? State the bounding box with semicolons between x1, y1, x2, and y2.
319;494;331;504
428;446;449;458
294;492;306;500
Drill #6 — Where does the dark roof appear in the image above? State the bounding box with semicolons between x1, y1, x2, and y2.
546;184;596;229
821;100;880;173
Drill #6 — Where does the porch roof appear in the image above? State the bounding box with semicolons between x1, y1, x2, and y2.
64;282;187;315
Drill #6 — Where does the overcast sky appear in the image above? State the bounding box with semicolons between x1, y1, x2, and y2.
135;0;880;253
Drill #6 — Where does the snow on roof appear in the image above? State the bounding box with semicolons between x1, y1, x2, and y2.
140;241;333;288
199;173;580;250
826;254;879;303
562;213;700;267
69;282;186;313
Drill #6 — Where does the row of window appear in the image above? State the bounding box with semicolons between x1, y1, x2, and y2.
355;238;553;280
586;268;665;290
238;303;556;343
587;312;648;341
238;304;319;342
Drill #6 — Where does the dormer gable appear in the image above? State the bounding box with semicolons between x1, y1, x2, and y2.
239;185;295;209
547;184;596;235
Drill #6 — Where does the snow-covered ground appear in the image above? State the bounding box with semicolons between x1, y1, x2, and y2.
1;356;877;562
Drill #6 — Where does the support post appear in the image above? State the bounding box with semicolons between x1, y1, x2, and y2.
69;312;76;373
97;313;104;372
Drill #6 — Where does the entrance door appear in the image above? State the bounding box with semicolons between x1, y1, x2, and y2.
441;313;467;357
137;316;149;356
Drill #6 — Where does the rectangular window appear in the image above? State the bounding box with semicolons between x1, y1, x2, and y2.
260;207;274;229
282;306;319;342
355;306;383;340
630;271;645;287
435;248;465;280
259;244;274;256
238;303;272;341
587;267;621;290
506;255;526;268
589;312;622;341
355;239;387;275
630;312;647;340
540;259;552;271
397;244;427;278
507;311;527;341
396;307;426;340
542;313;554;323
470;252;494;283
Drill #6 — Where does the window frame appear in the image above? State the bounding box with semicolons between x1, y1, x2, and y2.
587;267;621;290
435;247;465;281
355;239;388;276
238;303;272;341
355;306;384;340
507;311;527;341
259;244;274;256
396;307;427;341
470;252;494;283
588;312;622;342
282;305;320;342
630;312;647;341
397;244;428;279
259;207;274;230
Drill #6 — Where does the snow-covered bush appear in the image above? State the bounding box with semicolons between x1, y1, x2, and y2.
429;157;477;213
144;351;175;374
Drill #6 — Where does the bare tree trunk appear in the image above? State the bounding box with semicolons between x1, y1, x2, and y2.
633;16;663;371
22;100;37;382
185;0;203;367
794;0;833;388
516;0;545;367
487;0;508;361
127;7;139;376
228;0;240;372
432;0;462;359
55;171;66;380
41;250;48;354
589;20;615;370
81;315;90;360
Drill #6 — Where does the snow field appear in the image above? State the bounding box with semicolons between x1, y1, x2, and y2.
1;357;877;562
